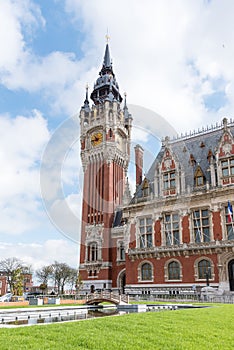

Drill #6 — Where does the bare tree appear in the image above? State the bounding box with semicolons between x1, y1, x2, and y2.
36;265;53;285
51;261;76;294
35;265;53;294
67;268;79;292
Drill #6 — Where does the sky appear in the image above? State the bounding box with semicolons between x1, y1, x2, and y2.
1;0;234;274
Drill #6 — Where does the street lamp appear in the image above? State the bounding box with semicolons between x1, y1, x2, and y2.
205;267;211;286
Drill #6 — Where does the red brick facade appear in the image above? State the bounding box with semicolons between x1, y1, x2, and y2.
79;43;234;296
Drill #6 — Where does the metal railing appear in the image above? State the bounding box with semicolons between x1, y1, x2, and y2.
86;291;129;304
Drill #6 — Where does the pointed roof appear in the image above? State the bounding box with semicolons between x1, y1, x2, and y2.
90;42;122;105
81;84;90;111
103;43;111;68
123;93;132;121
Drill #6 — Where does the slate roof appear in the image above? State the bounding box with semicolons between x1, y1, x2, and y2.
131;121;234;201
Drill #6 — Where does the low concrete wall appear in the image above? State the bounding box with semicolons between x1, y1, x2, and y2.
60;299;85;305
0;301;29;307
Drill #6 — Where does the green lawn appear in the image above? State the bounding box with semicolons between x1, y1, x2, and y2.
0;304;233;350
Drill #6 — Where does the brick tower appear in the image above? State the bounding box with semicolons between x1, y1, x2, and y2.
79;42;132;292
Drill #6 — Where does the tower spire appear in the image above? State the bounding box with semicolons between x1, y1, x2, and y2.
103;43;111;69
90;40;122;105
123;92;132;121
82;84;90;111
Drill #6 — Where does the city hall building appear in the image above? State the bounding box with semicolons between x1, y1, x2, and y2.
79;42;234;296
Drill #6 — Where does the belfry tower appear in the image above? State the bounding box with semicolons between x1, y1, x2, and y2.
79;41;132;291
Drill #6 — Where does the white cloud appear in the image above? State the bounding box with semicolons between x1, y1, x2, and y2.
0;110;50;234
2;0;234;130
2;0;234;268
0;239;79;271
0;0;44;72
62;0;234;132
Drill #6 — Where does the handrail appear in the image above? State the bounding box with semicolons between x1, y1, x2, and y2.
86;291;129;304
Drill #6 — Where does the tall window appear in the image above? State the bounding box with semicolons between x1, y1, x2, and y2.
163;171;175;189
225;206;234;240
139;217;153;248
168;261;180;280
192;209;210;243
164;213;180;246
118;242;125;261
221;158;234;177
141;263;152;281
198;259;211;279
88;242;98;262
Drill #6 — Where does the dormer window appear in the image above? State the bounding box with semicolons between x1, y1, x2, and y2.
196;176;204;186
194;166;205;187
142;178;150;197
221;158;234;177
163;171;175;190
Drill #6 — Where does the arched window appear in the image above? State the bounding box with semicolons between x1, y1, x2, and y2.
168;261;180;280
198;259;211;279
141;263;152;281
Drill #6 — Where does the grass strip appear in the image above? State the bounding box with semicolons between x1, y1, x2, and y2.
0;304;233;350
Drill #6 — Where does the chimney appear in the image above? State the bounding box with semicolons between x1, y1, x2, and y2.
135;145;144;187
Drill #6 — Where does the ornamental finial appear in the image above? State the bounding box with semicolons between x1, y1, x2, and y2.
105;29;110;43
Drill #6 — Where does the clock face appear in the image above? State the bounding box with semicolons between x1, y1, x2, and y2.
91;132;103;146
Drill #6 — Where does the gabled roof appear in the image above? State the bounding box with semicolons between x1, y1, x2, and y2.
131;120;234;201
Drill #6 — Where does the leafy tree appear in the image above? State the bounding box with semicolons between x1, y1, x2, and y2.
0;257;28;295
39;283;47;294
12;268;24;295
75;273;83;294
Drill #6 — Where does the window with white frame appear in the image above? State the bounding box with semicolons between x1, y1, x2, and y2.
225;206;234;240
192;209;210;243
88;242;98;262
139;217;153;248
221;158;234;178
163;213;180;246
168;261;181;280
163;171;176;190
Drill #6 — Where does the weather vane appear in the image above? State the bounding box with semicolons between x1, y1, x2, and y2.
105;28;110;43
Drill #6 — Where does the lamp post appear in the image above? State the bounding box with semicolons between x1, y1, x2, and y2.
205;267;211;286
